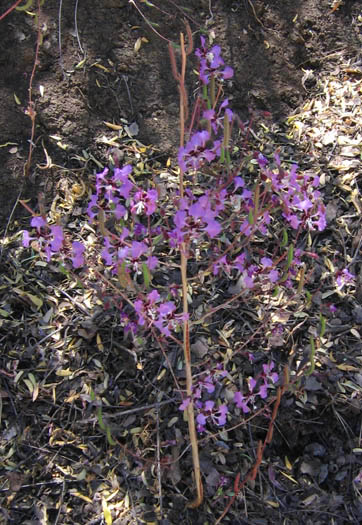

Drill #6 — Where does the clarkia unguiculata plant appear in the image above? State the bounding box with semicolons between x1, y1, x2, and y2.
22;30;354;508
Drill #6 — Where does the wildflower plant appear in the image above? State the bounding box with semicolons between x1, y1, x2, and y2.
21;26;334;507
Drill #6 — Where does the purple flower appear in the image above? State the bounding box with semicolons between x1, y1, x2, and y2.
259;384;268;399
72;241;85;268
202;99;233;134
336;268;355;290
49;225;64;253
174;210;187;229
286;213;300;229
260;362;279;393
196;412;207;430
120;312;138;336
23;230;33;247
195;37;234;85
243;274;254;289
147;289;160;304
213;255;232;276
158;301;176;317
234;391;250;413
113;164;132;180
87;194;99;221
204;400;215;411
114;203;127;219
248;377;257;393
131;241;147;259
178;130;217;172
205;219;221;238
234;176;245;190
132;290;185;337
295;197;313;212
198;375;215;394
195;400;228;432
222;66;234;79
179;397;191;411
240;221;252;237
234;252;247;272
257;153;268;168
261;257;273;268
216;404;228;426
268;269;279;283
147;255;159;270
110;165;134;199
100;237;113;266
131;189;158;216
31;216;47;231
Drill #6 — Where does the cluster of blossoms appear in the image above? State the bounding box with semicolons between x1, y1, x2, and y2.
23;215;85;268
257;152;326;232
179;366;229;432
179;362;279;433
169;188;226;246
212;247;305;292
195;36;234;85
88;165;159;273
133;289;187;338
178;130;220;173
234;361;279;414
88;165;158;222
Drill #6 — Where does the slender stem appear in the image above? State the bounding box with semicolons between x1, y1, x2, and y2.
173;29;203;508
0;0;23;22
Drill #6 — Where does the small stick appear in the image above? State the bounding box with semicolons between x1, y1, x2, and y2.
24;0;42;177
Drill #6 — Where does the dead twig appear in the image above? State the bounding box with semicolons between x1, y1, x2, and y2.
24;0;42;177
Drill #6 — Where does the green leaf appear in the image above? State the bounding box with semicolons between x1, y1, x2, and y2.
23;379;34;394
219;146;225;163
305;290;312;307
142;262;151;289
106;426;117;446
28;373;37;387
16;0;34;11
248;208;254;225
280;229;288;247
319;315;326;338
97;407;106;430
286;244;294;270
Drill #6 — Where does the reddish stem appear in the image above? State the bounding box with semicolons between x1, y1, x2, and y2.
0;0;23;22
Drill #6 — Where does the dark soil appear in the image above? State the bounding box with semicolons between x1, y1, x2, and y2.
1;1;362;524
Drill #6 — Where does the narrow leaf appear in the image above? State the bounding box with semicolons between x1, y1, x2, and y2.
286;244;294;270
142;262;151;289
106;426;117;446
97;406;106;430
280;229;288;247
